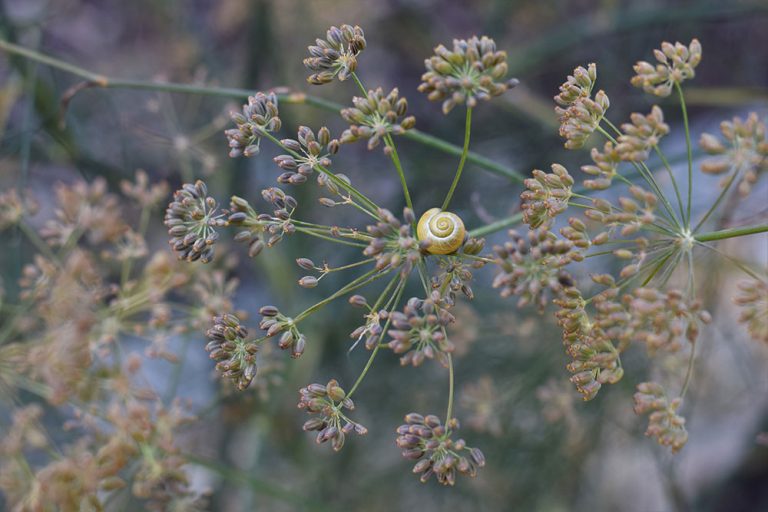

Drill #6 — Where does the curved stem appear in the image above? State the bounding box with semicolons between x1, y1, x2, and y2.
676;82;694;228
679;341;697;399
441;107;473;211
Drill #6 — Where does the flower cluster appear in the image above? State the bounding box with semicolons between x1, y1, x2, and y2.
700;112;767;197
580;141;621;190
205;314;259;390
734;279;768;343
340;87;416;151
274;126;339;185
303;24;366;84
225;92;281;157
364;208;423;276
615;106;670;161
298;379;367;451
631;39;702;97
633;382;688;453
387;295;455;367
164;180;226;263
554;63;609;149
258;305;306;358
418;35;518;114
227;187;298;258
396;413;485;485
521;164;574;228
493;228;573;309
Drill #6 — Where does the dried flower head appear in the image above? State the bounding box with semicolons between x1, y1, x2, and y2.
259;305;306;358
616;106;670;162
699;112;767;196
388;295;455;367
396;413;485;486
431;258;478;306
521;164;574;228
580;141;621;190
492;228;573;309
164;180;226;263
340;88;416;151
631;39;702;97
734;279;768;343
555;63;610;149
298;379;367;451
418;35;518;114
626;288;711;355
227;188;297;258
120;169;170;208
553;287;624;401
634;382;688;452
274;126;340;185
206;313;259;390
304;25;366;85
364;208;422;277
225;92;281;158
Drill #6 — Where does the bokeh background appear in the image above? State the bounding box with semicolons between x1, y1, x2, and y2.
1;0;767;510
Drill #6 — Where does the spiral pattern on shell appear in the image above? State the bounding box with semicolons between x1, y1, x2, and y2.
417;208;466;255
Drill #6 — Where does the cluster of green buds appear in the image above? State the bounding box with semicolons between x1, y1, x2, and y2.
418;36;518;114
225;92;281;157
164;180;226;263
633;382;688;452
396;413;485;486
521;164;574;228
387;294;455;367
298;379;367;451
492;228;573;310
631;39;702;97
274;126;339;185
303;24;366;84
227;188;298;258
700;112;767;197
363;208;423;277
258;305;305;358
554;63;609;149
205;314;259;391
340;87;416;151
615;106;670;161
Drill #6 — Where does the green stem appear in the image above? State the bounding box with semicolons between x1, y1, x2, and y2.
384;134;414;211
346;277;405;399
294;268;389;323
679;341;697;399
441;107;473;211
676;82;693;228
693;166;740;233
654;145;686;224
694;223;768;242
467;212;523;238
446;352;455;421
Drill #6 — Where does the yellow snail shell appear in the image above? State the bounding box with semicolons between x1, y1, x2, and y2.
417;208;466;255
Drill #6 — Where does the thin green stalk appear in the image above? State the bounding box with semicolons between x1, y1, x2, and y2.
441;107;473;211
654;145;686;223
445;352;455;422
676;82;694;227
467;212;523;238
294;268;389;323
693;166;740;232
695;223;768;242
350;72;368;98
346;277;405;399
679;341;697;399
18;221;58;263
384;134;414;211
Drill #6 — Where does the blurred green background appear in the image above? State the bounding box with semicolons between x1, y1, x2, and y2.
1;0;767;511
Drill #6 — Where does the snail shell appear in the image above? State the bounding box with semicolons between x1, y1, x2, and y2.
417;208;466;255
